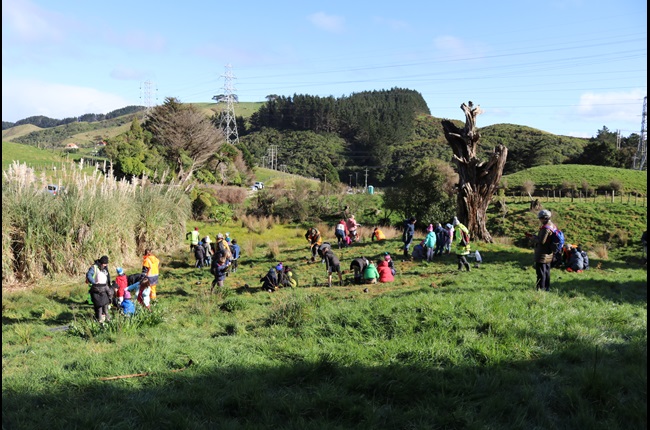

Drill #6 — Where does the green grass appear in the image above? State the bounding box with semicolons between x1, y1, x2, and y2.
2;210;647;429
253;166;321;188
2;141;68;170
503;164;647;195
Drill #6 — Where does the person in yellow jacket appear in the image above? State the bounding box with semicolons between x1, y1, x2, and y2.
371;226;386;242
142;249;160;300
452;217;471;272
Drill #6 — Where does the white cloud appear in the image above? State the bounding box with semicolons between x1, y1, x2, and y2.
577;89;645;122
307;12;345;33
2;79;132;122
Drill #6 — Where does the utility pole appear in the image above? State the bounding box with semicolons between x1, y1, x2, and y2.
267;145;278;170
633;96;647;170
355;172;358;188
616;130;621;149
349;174;352;187
216;64;239;145
364;168;369;189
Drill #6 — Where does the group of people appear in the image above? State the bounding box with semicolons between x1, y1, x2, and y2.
350;254;396;285
260;262;297;292
186;227;243;294
305;226;398;288
86;249;160;323
333;215;362;249
403;216;478;272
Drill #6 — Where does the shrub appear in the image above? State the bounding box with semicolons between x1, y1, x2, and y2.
521;180;535;196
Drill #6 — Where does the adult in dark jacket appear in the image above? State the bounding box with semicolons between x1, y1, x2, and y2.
433;223;445;256
402;216;416;258
194;241;206;268
527;209;557;291
86;255;112;323
350;257;369;285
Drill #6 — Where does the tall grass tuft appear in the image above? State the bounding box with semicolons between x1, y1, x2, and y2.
592;243;609;260
2;161;190;283
266;240;282;260
239;214;276;234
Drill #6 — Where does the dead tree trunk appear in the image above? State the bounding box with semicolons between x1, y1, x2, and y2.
441;102;508;243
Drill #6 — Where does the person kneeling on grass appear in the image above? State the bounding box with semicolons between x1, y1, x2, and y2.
121;289;135;316
565;245;584;273
377;259;394;283
261;265;280;292
363;260;379;284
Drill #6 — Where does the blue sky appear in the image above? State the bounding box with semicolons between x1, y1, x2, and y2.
2;0;647;138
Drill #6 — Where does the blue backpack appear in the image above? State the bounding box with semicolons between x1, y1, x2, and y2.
545;227;565;254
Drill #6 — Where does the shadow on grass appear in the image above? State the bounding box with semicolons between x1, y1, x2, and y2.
2;336;645;429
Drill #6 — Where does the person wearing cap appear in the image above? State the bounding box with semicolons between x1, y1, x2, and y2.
424;223;437;262
141;249;160;301
86;255;112;323
335;220;349;249
214;233;232;263
114;267;128;305
225;232;231;244
452;217;471;272
402;216;416;258
229;239;241;272
384;253;396;276
186;227;200;253
527;209;557;291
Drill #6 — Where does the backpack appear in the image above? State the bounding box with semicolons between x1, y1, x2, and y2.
544;227;565;254
580;250;589;270
460;229;470;247
216;240;232;260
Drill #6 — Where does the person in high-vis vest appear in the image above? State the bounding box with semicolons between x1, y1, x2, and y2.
86;255;112;323
186;227;200;252
142;249;160;301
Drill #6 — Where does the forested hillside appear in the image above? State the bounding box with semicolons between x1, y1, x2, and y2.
3;88;644;187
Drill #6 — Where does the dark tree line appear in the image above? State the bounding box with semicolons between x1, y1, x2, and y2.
242;88;431;183
2;106;146;130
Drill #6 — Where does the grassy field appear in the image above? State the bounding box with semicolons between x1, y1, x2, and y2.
2;140;69;170
2;206;647;429
503;164;647;195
